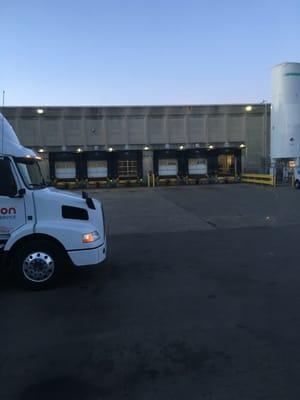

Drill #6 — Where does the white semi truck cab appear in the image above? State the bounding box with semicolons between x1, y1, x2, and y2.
0;113;106;288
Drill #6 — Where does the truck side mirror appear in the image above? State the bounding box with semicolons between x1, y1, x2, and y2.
18;188;26;197
8;187;25;198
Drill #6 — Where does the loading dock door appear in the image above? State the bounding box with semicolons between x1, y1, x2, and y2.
158;159;178;176
87;160;108;178
188;159;207;175
218;154;235;175
118;160;138;177
55;161;76;179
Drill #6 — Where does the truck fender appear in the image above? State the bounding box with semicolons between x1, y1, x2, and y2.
6;233;70;266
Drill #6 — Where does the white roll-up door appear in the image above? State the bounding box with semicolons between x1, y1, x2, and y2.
55;161;76;179
158;159;178;176
87;160;108;178
188;159;207;175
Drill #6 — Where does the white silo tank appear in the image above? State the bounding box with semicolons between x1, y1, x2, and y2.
271;62;300;160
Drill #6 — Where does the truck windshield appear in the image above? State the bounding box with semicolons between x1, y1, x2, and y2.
15;158;46;189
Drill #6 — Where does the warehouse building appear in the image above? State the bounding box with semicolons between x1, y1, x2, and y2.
2;103;270;186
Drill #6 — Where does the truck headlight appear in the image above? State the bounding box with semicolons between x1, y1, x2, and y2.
82;231;100;243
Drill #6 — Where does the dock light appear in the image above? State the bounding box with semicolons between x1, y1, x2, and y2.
108;147;114;152
38;148;45;153
82;231;100;243
239;143;246;149
179;145;184;150
144;146;150;151
76;148;83;153
289;160;296;168
245;105;252;112
208;145;214;150
36;108;44;114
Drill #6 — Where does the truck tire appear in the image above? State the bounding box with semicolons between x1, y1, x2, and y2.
13;239;64;289
295;180;300;189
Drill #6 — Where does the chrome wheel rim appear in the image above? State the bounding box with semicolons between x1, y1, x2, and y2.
22;252;55;283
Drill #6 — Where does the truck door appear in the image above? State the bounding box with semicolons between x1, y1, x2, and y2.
0;158;26;234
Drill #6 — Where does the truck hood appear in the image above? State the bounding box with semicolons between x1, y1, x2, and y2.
47;187;82;200
40;187;97;207
32;187;104;250
34;187;103;221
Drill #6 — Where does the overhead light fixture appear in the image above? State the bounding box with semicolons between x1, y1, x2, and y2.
144;146;150;151
245;105;252;112
208;145;214;150
240;143;246;149
179;145;184;150
38;148;45;153
108;147;113;152
36;108;44;114
76;148;83;153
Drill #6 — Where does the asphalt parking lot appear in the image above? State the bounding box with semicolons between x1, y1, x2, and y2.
2;184;300;399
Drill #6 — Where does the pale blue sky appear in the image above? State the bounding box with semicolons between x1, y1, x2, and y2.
1;0;299;106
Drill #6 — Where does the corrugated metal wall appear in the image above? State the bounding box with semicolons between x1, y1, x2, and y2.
2;104;270;173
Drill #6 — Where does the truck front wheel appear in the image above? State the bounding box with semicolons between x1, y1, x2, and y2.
13;239;64;289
